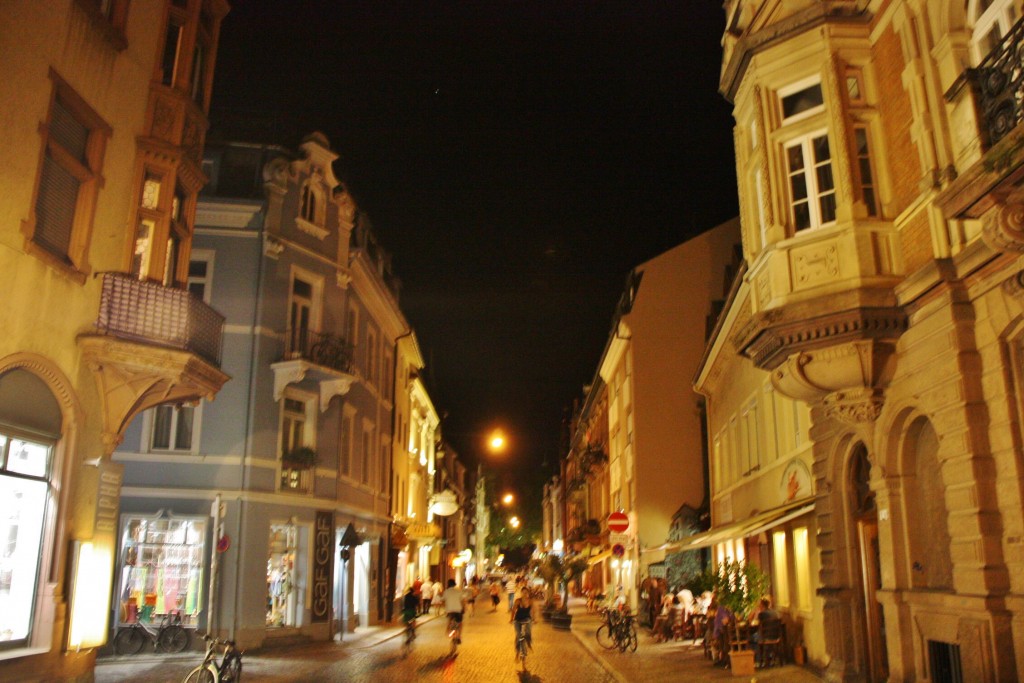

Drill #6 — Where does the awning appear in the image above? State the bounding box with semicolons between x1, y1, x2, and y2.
642;498;814;555
587;549;612;566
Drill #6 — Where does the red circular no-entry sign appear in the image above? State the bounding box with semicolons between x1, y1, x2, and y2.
607;511;629;533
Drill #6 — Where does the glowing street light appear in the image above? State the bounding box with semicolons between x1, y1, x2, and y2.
502;493;514;506
510;516;520;529
486;428;508;454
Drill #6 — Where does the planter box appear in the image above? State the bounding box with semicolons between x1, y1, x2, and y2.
730;649;756;677
551;613;573;631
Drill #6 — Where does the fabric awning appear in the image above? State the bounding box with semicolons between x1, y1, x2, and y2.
587;549;612;566
642;498;814;555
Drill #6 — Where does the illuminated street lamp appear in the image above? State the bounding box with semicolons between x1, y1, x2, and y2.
487;430;506;453
502;493;514;506
510;516;520;529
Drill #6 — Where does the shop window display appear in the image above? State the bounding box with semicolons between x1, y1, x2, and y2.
267;524;299;627
117;514;205;628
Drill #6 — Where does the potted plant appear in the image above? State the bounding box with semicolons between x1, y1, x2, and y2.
531;554;589;629
710;560;770;677
282;445;317;470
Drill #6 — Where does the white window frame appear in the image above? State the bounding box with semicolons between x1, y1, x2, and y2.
146;402;200;453
784;129;836;232
187;250;215;304
361;418;374;485
778;76;825;126
287;265;323;356
970;0;1020;63
340;405;356;479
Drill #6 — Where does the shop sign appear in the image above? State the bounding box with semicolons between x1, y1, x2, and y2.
406;521;441;540
311;510;334;623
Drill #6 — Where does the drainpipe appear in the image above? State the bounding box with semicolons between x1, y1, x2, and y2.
231;203;268;640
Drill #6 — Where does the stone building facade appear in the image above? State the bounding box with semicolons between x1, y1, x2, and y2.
0;2;228;680
714;1;1024;680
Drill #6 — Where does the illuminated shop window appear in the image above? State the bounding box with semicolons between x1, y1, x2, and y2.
116;514;206;627
267;523;300;628
794;526;812;610
0;433;52;649
772;530;790;608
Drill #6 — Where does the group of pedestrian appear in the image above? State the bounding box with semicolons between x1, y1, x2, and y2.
397;572;536;659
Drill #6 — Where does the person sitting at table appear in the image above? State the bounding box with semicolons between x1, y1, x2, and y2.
710;596;734;667
749;597;781;666
651;590;676;642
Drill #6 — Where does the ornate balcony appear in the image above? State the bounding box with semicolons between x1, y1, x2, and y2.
77;272;229;453
271;329;356;411
939;16;1024;253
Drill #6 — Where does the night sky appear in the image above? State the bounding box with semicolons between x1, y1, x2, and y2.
209;1;738;507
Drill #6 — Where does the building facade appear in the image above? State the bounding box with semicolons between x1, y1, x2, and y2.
114;133;412;649
0;1;228;679
713;1;1024;680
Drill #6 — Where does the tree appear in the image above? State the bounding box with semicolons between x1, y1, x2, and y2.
710;560;771;620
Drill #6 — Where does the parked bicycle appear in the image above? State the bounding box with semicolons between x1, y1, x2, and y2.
113;611;190;655
182;633;243;683
595;607;637;653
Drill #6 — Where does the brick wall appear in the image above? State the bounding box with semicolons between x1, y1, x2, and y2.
873;24;919;216
899;209;932;273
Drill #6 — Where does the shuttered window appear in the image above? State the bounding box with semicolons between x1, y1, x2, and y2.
28;73;110;274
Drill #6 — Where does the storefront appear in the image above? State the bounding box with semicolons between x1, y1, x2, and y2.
267;523;301;628
115;513;206;631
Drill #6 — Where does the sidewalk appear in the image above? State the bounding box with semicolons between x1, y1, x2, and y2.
565;597;823;683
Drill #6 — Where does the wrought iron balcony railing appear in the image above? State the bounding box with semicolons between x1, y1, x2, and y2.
95;272;225;365
975;16;1024;147
284;328;354;374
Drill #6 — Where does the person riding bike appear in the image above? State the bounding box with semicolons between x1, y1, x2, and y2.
509;586;534;657
442;579;468;645
401;586;419;636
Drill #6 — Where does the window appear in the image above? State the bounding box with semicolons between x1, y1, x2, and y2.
341;409;355;478
150;403;195;452
74;0;130;48
793;526;812;610
854;127;879;217
381;443;389;494
367;328;377;386
280;393;314;492
25;73;110;275
161;17;184;86
971;0;1020;62
300;181;322;225
780;79;824;124
187;252;213;303
785;131;836;231
289;276;313;356
0;432;52;649
361;422;373;485
382;349;393;401
772;531;790;608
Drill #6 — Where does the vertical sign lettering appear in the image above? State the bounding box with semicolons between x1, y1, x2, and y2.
311;510;334;623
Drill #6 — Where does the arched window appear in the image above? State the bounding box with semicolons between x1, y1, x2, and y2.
969;0;1020;63
299;181;322;225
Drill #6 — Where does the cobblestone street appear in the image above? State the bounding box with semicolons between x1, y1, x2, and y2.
96;597;823;682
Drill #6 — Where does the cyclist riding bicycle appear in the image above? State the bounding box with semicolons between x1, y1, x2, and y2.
442;578;468;646
509;586;534;658
401;586;418;636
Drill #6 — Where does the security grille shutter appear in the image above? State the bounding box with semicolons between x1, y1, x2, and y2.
50;99;89;163
34;152;79;258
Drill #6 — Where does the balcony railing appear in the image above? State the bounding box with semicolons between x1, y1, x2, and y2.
284;328;354;374
975;16;1024;147
95;272;225;365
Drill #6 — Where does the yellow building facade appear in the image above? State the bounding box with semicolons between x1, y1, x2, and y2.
0;1;227;679
711;0;1024;680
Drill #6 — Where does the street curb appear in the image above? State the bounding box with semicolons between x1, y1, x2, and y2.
568;621;629;683
349;613;441;649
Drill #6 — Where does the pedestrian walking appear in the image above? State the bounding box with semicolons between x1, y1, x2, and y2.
506;575;517;611
489;580;501;611
420;579;434;615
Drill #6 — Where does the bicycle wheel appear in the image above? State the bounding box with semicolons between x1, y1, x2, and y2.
221;654;242;683
181;665;217;683
596;624;616;650
159;625;190;653
625;627;638;653
114;626;146;655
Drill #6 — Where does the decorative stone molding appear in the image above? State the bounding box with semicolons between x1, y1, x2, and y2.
822;387;885;423
295;217;329;240
271;358;355;410
319;377;355;412
335;268;352;289
77;336;229;454
263;234;284;258
770;339;898;405
981;201;1024;252
271;360;307;402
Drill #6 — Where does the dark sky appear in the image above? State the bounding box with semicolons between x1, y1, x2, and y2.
209;1;738;500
